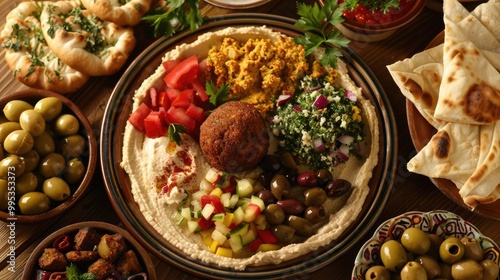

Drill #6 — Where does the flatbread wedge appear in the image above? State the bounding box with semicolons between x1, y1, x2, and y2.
40;0;136;76
0;1;89;93
434;0;500;125
80;0;152;27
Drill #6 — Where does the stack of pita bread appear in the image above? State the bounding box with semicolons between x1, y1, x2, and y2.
387;0;500;209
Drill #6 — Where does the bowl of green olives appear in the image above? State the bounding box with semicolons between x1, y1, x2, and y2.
22;221;156;279
353;210;500;280
0;89;97;223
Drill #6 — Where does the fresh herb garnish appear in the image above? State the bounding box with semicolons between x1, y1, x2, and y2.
142;0;203;38
66;263;97;280
206;81;233;107
344;0;400;13
294;0;350;68
168;123;187;145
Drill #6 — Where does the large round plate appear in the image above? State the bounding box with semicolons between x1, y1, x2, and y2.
406;32;500;221
101;14;397;279
204;0;271;9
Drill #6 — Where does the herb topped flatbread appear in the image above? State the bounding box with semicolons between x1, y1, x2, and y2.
80;0;152;27
40;0;136;76
0;1;89;94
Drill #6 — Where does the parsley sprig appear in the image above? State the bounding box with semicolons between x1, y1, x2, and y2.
142;0;203;38
344;0;400;13
206;81;233;107
294;0;350;68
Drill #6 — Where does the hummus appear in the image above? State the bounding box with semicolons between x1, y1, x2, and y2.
121;26;379;270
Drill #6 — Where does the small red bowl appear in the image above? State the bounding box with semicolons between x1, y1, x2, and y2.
321;0;426;42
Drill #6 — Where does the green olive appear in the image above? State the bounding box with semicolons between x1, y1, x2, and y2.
381;240;408;272
364;265;391;280
270;174;291;200
38;153;65;178
60;134;85;159
3;130;34;154
415;254;441;279
0;179;8;210
3;100;33;122
54;114;79;136
33;131;55;156
270;224;295;244
460;237;484;262
286;215;313;237
480;259;500;280
63;158;86;184
427;234;443;260
15;172;38;197
439;237;465;264
0;155;25;178
34;97;62;121
438;262;452;279
18;191;50;214
42;177;70;201
303;187;327;206
400;261;427;280
264;203;285;225
287;185;306;204
19;150;40;172
401;227;431;255
451;259;483;280
303;205;326;224
0;122;21;143
19;109;46;137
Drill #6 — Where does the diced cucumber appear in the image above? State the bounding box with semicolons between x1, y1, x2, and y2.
236;179;253;198
229;194;239;208
205;168;220;183
241;228;256;246
250;195;265;211
232;207;245;226
191;209;202;218
181;207;192;221
214;221;231;235
220;192;232;207
228;235;244;253
229;222;249;238
212;213;225;222
187;220;201;233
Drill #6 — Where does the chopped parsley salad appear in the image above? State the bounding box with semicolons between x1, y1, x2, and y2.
272;73;365;171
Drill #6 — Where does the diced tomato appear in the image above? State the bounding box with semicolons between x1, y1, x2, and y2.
166;107;196;133
143;111;167;138
165;87;181;102
198;217;214;230
171;89;194;108
164;55;199;89
247;238;263;252
157;91;170;109
162;59;181;73
257;229;278;244
192;79;209;102
185;103;205;122
128;103;151;132
201;195;225;214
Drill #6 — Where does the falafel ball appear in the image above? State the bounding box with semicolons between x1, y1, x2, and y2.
200;101;270;172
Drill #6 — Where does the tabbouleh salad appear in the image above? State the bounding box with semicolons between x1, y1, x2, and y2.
271;72;365;170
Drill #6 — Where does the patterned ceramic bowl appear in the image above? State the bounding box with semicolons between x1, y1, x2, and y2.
352;210;500;279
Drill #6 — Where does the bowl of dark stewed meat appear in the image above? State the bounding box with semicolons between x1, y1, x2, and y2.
22;221;157;280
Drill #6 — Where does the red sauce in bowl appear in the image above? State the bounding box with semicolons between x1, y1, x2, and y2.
340;0;416;25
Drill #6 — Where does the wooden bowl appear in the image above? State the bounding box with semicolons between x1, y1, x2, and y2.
0;89;97;223
320;0;426;42
22;221;157;280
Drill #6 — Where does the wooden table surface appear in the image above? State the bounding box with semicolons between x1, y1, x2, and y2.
1;0;499;279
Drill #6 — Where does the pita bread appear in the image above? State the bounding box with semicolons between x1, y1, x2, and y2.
387;45;446;129
80;0;152;27
0;1;89;93
434;0;500;124
40;1;136;76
